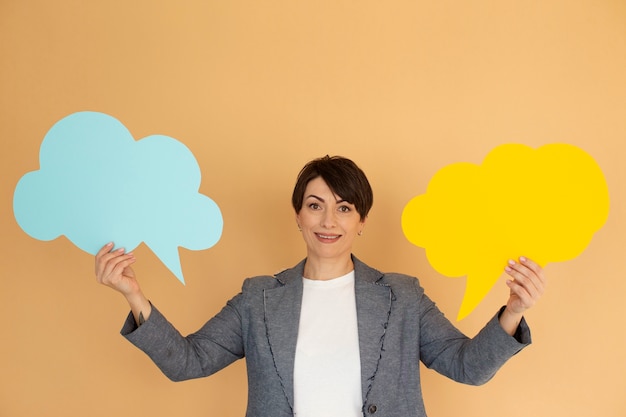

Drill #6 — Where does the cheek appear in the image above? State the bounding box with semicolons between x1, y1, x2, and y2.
296;211;308;224
297;212;315;228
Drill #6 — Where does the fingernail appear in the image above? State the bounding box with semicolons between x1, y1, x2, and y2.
106;242;113;247
505;266;512;272
520;256;527;263
508;259;516;266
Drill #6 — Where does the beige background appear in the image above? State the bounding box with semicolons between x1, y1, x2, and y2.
1;1;625;416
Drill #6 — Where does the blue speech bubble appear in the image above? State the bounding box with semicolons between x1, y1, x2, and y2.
13;111;223;284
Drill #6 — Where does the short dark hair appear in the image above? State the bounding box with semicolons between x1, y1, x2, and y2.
292;155;373;221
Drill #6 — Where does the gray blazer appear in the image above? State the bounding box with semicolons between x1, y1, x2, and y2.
122;256;530;417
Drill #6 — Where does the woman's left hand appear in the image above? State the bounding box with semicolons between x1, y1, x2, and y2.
504;257;546;315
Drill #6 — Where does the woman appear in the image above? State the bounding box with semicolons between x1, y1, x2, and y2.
95;155;546;417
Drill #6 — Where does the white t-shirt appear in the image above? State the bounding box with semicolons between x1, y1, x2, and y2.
293;271;362;417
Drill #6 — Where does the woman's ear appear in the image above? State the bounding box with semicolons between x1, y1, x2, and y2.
358;215;368;235
295;212;301;231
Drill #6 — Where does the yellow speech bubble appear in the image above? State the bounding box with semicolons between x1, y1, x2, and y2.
401;143;610;320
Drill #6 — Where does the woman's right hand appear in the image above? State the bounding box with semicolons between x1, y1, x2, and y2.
95;242;139;298
95;242;152;324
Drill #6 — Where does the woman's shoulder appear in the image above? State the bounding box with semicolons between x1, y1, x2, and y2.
381;271;419;284
353;256;421;287
241;259;306;290
379;272;424;297
241;274;285;291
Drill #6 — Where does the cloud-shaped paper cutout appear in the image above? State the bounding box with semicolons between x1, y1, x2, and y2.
13;111;223;284
402;143;609;320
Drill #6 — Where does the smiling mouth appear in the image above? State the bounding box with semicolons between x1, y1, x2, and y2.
316;233;341;241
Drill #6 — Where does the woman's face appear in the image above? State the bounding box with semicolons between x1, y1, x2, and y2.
295;177;366;263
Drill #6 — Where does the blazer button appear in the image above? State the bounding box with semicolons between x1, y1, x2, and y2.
368;404;378;414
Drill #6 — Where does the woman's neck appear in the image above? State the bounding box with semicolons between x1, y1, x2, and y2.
303;255;354;280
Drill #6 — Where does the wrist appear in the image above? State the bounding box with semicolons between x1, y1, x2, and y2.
499;306;523;336
124;290;147;306
125;291;152;324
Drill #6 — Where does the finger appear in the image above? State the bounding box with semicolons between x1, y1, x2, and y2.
95;246;125;279
96;242;115;258
510;276;538;302
508;258;545;290
506;279;535;309
97;249;131;283
520;257;547;289
514;258;546;298
505;260;541;299
100;255;135;287
94;242;114;275
95;243;120;275
109;255;136;280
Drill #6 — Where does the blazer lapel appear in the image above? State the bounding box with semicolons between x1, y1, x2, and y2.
353;256;394;403
263;260;305;411
263;257;394;409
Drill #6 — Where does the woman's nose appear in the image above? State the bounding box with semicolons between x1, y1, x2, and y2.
320;210;336;228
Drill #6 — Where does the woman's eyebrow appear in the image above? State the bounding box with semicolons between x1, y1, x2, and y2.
305;194;325;202
305;194;350;204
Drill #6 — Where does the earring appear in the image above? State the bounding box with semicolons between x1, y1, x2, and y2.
298;225;302;232
358;230;363;236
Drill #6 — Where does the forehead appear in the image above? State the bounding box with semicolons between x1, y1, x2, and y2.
304;177;343;200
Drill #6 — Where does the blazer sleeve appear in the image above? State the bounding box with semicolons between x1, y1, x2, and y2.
120;292;246;382
416;280;531;385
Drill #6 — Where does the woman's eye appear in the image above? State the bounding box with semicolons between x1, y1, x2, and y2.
309;203;320;210
338;205;351;213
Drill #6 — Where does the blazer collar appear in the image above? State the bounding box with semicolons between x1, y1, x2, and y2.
265;255;393;409
273;255;385;285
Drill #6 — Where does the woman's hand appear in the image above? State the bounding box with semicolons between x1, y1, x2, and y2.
95;242;151;324
499;257;546;335
95;242;139;297
504;257;546;314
